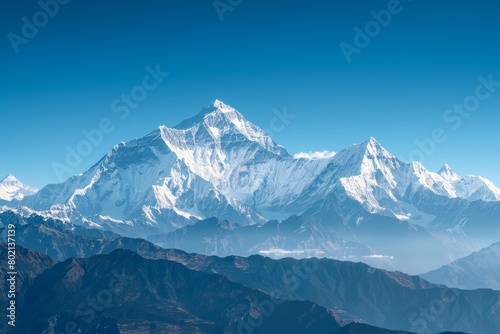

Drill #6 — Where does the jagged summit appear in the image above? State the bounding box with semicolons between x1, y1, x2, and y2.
438;164;461;182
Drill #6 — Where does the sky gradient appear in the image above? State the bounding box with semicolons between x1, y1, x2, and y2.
1;0;500;188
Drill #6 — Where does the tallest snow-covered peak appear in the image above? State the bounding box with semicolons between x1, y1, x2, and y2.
174;99;239;129
212;98;232;110
171;99;289;157
361;137;396;159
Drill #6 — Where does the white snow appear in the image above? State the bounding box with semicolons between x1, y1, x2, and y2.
8;100;500;233
0;174;38;201
294;151;337;160
438;164;461;182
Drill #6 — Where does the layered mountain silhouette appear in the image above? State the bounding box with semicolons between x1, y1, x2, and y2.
17;248;344;333
2;217;499;334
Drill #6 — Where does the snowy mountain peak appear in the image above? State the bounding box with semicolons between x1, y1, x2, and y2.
212;98;232;110
170;100;289;157
1;174;17;182
438;164;461;182
0;174;38;202
174;99;237;129
339;137;396;162
361;137;395;158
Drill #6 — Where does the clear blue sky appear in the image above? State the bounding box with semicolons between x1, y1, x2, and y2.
1;0;500;188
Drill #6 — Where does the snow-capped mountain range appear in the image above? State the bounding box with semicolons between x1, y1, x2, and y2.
0;174;38;201
6;100;500;240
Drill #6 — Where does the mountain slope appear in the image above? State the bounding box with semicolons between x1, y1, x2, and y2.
18;249;343;334
147;215;378;263
160;251;500;334
2;238;473;334
0;243;55;330
2;209;454;273
438;164;500;201
296;139;500;228
422;241;500;290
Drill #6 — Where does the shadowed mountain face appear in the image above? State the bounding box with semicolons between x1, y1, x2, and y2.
0;242;55;331
18;249;342;334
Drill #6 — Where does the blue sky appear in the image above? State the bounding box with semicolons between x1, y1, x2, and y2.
1;0;500;188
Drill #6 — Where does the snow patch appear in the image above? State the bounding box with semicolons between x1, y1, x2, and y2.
294;151;336;160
